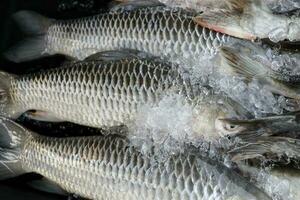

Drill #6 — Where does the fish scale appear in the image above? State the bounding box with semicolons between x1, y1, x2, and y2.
18;133;267;200
9;58;191;128
45;7;231;60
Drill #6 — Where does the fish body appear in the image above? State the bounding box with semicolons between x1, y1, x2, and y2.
7;58;191;126
0;117;271;200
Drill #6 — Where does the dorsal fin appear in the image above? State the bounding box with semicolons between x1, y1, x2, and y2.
110;0;163;12
84;49;146;61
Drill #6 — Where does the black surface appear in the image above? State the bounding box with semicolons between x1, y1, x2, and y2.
0;0;111;199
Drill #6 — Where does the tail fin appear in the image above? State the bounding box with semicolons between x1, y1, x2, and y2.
4;11;53;63
0;71;23;119
0;117;30;180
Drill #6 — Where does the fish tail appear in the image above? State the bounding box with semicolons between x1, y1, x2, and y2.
0;71;23;119
4;11;53;63
0;117;30;180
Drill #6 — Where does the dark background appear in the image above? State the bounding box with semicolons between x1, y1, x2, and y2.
0;0;111;199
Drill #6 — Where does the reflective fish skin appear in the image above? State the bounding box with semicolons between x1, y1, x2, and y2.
5;58;192;127
0;117;270;200
44;7;231;60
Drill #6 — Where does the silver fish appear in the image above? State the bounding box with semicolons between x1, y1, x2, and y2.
0;55;248;139
0;117;271;200
4;7;232;62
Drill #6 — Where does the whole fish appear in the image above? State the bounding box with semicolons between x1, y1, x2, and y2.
5;7;233;62
0;117;271;200
121;0;300;42
0;54;251;139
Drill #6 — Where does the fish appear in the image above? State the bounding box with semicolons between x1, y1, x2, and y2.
0;52;251;139
0;116;272;200
121;0;300;42
4;6;233;63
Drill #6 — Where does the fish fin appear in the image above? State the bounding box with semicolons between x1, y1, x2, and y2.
223;0;251;11
28;178;68;196
4;36;47;63
12;10;53;35
4;11;53;62
229;136;300;162
220;47;273;81
193;0;257;40
110;0;163;12
0;117;30;180
84;49;144;61
25;110;64;123
0;71;24;119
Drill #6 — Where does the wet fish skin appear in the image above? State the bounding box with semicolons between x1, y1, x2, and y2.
45;7;231;59
7;58;191;127
0;117;271;200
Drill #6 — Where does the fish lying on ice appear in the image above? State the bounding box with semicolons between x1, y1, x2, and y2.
4;4;283;71
0;116;271;200
0;52;252;139
117;0;300;42
2;50;300;138
4;7;232;62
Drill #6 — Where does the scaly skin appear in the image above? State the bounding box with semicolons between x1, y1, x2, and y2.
45;7;231;60
9;58;192;128
20;134;270;200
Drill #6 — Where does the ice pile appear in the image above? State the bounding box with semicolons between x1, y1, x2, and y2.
128;94;195;155
267;0;300;13
239;165;296;200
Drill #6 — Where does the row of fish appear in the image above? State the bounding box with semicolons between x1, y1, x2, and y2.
0;0;300;199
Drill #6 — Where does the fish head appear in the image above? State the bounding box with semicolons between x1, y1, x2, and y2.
192;96;250;140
